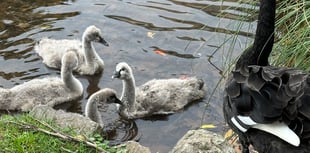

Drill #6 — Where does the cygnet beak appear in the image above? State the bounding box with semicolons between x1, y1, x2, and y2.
98;36;109;46
112;71;120;79
114;97;122;105
107;95;122;105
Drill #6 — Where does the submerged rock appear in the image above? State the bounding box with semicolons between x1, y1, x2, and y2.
123;141;151;153
169;129;234;153
30;105;102;136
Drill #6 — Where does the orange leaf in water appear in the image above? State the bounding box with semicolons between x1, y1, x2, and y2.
154;49;167;56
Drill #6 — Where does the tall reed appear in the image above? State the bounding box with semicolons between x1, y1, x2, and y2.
272;0;310;71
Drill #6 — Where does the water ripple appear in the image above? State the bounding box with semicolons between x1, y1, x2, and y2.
105;15;174;31
129;2;189;14
150;46;199;59
170;0;257;22
105;14;254;37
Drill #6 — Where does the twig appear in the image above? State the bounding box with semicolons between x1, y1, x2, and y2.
207;47;224;76
61;147;78;153
29;116;61;133
5;121;108;153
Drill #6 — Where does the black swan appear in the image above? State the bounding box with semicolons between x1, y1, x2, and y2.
112;62;206;119
35;25;109;75
223;0;310;153
0;49;83;112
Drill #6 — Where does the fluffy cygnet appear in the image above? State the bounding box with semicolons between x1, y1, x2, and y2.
0;49;83;112
35;25;109;75
112;62;206;119
85;88;122;127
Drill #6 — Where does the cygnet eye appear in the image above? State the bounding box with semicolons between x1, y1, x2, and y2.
92;32;99;38
94;33;100;38
93;32;99;37
120;68;126;72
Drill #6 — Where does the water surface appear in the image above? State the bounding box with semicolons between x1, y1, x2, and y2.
0;0;257;152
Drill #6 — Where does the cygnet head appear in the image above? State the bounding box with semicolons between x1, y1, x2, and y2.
112;62;133;80
85;88;122;117
62;49;79;71
85;88;122;126
83;25;109;46
90;88;122;105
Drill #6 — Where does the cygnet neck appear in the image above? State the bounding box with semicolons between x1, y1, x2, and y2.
85;99;103;126
61;62;81;92
121;74;136;113
82;34;96;65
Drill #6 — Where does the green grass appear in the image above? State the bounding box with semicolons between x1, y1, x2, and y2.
272;0;310;71
0;114;126;153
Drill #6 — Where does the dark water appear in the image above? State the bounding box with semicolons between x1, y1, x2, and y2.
0;0;257;152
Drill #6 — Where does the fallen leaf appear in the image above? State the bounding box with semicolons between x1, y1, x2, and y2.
17;22;30;29
40;24;53;30
147;32;156;38
201;124;217;129
154;49;167;56
224;129;234;139
74;135;86;141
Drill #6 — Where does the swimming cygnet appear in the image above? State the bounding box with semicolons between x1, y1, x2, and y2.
0;49;83;112
35;25;109;75
112;62;207;119
85;88;122;127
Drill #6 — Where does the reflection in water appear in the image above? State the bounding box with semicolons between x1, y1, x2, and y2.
0;71;28;81
105;14;253;37
105;15;174;31
80;74;103;99
149;46;199;59
170;0;257;22
159;15;254;37
0;68;46;82
0;0;79;43
140;114;169;121
105;118;139;146
130;2;189;14
177;36;205;41
0;0;79;86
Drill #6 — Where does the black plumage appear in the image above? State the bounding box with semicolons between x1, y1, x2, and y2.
223;0;310;152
